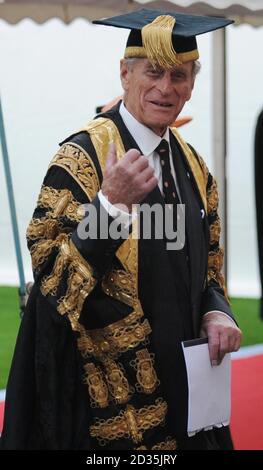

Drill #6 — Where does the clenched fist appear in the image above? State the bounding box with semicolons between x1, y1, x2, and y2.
101;143;158;213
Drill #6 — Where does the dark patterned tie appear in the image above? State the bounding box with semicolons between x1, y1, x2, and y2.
156;139;188;256
155;139;179;204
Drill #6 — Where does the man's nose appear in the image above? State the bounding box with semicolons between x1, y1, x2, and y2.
157;74;173;94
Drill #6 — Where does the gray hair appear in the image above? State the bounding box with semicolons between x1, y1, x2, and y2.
123;57;201;78
193;60;201;78
122;57;140;69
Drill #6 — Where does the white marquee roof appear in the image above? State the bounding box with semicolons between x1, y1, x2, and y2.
0;0;263;26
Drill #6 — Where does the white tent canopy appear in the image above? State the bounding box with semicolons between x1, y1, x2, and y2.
138;1;263;26
0;1;263;25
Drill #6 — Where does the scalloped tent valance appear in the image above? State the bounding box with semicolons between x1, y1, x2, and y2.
0;1;263;26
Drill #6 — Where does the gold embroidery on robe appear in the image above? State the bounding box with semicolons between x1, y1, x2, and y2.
83;118;139;294
130;349;159;395
77;307;151;359
152;437;177;450
209;219;221;245
83;363;109;408
56;240;96;319
207;247;227;293
26;218;61;241
103;358;131;404
207;177;219;213
49;143;100;202
102;269;137;307
33;116;228;445
37;186;84;222
27;185;84;272
41;249;68;296
89;398;167;445
30;233;68;271
136;437;177;450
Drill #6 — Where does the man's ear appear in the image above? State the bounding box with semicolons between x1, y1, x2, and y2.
120;59;130;91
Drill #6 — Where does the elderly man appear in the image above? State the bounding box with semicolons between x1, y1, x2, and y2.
1;9;241;450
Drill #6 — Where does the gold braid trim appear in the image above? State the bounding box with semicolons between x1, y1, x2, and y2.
102;269;137;307
77;306;151;359
208;247;229;300
152;438;177;450
209;219;221;245
83;118;126;169
83;363;109;409
207;177;219;213
40;238;94;299
26;218;61;241
208;270;226;292
27;185;83;271
57;268;93;317
208;248;224;275
30;233;68;271
37;186;84;222
170;127;208;213
49;143;100;202
130;349;159;395
56;240;96;319
206;175;228;299
41;249;69;296
136;437;177;450
90;398;167;445
125;46;199;65
102;358;131;405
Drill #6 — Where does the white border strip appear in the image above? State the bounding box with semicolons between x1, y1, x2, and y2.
232;343;263;359
0;390;6;402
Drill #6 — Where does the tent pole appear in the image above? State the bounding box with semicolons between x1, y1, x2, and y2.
0;96;26;316
212;28;228;283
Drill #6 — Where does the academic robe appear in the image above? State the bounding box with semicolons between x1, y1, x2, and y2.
0;105;234;450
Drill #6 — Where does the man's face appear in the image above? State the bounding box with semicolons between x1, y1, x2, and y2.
120;58;195;136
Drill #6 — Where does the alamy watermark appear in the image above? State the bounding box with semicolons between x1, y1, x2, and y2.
77;202;185;251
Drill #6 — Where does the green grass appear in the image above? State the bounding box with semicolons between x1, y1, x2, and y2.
0;287;20;389
0;287;262;390
230;297;263;347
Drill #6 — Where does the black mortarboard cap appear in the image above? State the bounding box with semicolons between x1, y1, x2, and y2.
93;9;233;68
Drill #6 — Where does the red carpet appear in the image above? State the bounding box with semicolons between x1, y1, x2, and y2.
0;353;263;449
0;401;5;436
231;354;263;450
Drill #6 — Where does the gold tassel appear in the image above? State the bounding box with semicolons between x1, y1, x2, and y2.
141;15;182;68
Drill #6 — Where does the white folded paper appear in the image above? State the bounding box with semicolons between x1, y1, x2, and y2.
182;338;231;436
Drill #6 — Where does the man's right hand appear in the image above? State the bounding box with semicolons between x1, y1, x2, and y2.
101;143;158;213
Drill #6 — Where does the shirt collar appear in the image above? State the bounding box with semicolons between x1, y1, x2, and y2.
119;101;170;156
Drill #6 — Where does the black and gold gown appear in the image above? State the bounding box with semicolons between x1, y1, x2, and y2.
0;104;234;450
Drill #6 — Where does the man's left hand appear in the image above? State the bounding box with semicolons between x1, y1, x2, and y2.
200;312;242;366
